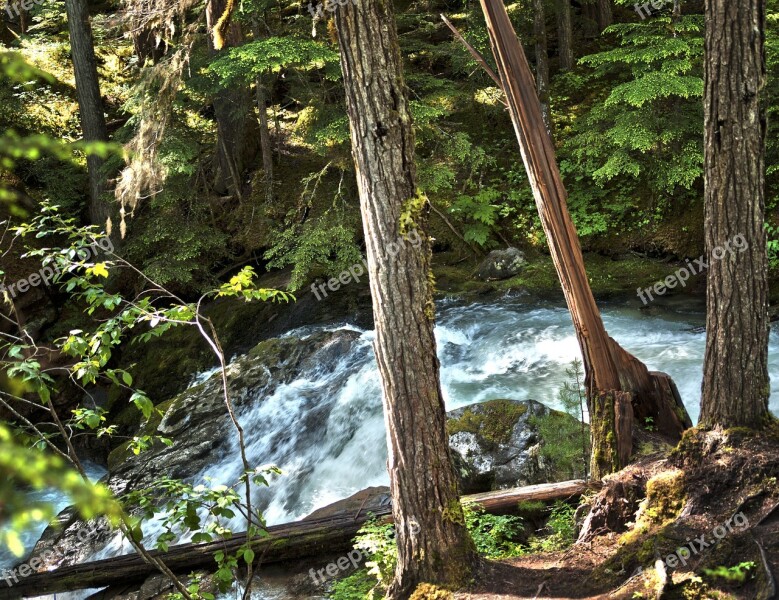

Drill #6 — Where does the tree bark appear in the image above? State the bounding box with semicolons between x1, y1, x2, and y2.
534;0;551;132
252;21;274;203
700;0;771;428
581;2;598;38
596;0;612;31
478;0;691;474
254;80;274;202
333;1;477;595
206;0;259;199
556;0;573;71
64;0;110;227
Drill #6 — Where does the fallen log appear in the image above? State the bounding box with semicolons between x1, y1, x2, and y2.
0;479;597;598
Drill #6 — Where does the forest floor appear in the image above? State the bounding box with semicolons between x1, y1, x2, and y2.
454;424;779;600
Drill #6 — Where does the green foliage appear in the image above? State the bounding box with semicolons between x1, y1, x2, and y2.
208;37;340;84
532;359;590;480
2;207;289;594
264;205;362;291
559;16;705;235
702;562;756;584
329;569;382;600
462;502;525;559
0;423;124;556
450;187;500;247
526;501;578;552
352;518;398;590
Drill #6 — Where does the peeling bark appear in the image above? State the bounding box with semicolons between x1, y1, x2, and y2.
478;0;691;478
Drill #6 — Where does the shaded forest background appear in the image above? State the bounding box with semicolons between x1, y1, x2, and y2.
3;0;778;299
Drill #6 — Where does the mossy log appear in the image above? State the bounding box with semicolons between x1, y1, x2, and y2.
0;480;598;598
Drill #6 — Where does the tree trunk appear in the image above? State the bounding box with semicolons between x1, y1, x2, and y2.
596;0;612;31
333;1;478;596
64;0;110;227
478;0;691;475
581;2;598;38
206;0;259;199
700;0;770;428
534;0;551;132
252;21;274;203
556;0;573;71
254;80;274;202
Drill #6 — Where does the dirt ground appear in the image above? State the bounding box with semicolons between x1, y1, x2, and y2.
454;424;779;600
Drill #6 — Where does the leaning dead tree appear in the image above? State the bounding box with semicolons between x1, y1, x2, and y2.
477;0;691;479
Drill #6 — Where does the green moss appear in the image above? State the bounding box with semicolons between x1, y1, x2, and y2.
441;499;466;526
409;583;453;600
641;470;686;524
446;399;528;447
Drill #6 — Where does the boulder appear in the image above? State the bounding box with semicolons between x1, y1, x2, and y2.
447;398;582;493
475;247;527;281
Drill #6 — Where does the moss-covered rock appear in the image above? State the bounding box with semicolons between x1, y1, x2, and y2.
446;399;583;493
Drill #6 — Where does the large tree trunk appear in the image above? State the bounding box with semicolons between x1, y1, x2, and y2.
700;0;770;428
556;0;573;71
534;0;551;131
333;1;477;596
64;0;110;227
206;0;259;199
478;0;691;477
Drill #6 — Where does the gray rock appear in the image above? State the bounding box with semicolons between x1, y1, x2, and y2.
447;398;581;493
476;247;527;281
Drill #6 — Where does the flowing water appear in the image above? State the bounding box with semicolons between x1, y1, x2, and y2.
8;295;779;598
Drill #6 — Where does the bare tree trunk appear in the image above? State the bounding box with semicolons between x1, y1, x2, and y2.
596;0;612;31
700;0;771;429
252;21;274;203
534;0;551;132
254;81;274;202
206;0;259;199
581;2;598;38
556;0;573;71
333;0;478;596
64;0;110;227
478;0;691;477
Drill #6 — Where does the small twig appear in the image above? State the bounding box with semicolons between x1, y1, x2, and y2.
428;203;482;256
441;14;504;92
753;535;776;599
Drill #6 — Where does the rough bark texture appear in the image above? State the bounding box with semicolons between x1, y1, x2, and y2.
334;1;477;595
64;0;110;226
700;0;770;428
589;391;632;479
206;0;259;198
556;0;573;71
478;0;691;475
533;0;551;132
